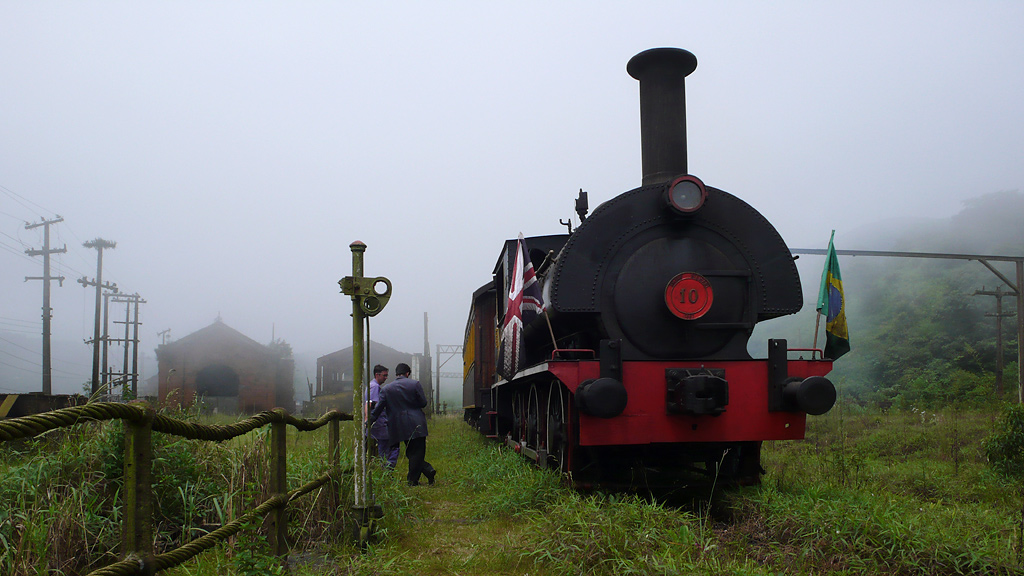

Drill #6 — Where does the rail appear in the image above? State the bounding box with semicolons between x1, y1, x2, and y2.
787;347;825;360
0;400;354;575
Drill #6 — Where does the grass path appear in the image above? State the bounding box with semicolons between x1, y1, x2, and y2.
166;408;1021;575
352;416;556;576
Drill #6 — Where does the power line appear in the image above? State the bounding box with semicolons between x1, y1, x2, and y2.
0;240;37;262
52;367;85;377
0;359;40;374
0;335;43;355
0;347;40;366
0;183;53;218
0;315;41;324
0;327;41;335
0;315;41;325
52;258;89;279
56;223;96;270
0;228;30;248
0;209;30;221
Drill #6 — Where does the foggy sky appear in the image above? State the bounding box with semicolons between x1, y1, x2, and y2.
3;2;1023;395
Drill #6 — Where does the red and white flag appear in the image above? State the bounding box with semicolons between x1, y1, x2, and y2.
500;234;543;378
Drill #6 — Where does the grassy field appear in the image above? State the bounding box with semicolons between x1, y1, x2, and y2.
2;404;1022;575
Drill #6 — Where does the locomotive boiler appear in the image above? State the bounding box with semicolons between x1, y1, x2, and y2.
462;48;836;487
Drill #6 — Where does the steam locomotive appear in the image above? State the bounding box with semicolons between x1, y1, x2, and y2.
461;48;836;487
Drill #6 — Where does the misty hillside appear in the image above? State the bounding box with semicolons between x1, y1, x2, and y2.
759;190;1024;407
846;190;1024;254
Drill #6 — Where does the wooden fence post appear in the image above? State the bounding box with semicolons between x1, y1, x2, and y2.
124;401;155;574
268;416;288;558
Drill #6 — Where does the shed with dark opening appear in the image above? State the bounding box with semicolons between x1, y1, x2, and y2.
156;318;294;414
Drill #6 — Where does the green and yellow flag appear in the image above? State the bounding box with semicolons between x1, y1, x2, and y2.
816;231;850;359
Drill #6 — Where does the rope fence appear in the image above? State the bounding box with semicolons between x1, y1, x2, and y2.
0;400;354;575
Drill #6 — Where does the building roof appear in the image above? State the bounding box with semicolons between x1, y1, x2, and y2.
318;340;414;372
157;318;269;356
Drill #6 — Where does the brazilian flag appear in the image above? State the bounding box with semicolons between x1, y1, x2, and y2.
816;231;850;359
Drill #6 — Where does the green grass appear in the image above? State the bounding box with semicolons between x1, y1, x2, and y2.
746;404;1021;574
3;404;1023;575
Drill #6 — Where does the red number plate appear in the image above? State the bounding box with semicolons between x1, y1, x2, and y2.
665;272;713;319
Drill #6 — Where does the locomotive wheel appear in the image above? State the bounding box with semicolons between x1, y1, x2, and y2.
546;382;568;472
511;390;525;442
526;384;541;452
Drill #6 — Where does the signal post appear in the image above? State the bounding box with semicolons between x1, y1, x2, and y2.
339;241;391;546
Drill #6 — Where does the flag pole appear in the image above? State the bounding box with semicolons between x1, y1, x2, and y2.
544;309;558;351
812;312;821;359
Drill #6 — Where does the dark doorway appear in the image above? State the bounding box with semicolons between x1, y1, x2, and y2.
196;364;240;413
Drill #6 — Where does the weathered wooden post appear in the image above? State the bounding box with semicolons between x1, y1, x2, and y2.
339;241;391;545
268;412;288;558
124;400;155;574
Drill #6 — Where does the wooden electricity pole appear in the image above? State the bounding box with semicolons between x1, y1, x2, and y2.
24;216;67;395
422;312;432;414
80;238;117;395
974;287;1015;397
102;291;113;391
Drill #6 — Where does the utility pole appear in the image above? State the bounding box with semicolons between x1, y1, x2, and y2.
80;237;117;395
975;287;1015;397
102;291;113;391
81;280;118;396
112;293;145;399
422;312;432;414
121;295;130;391
24;216;67;395
132;296;143;397
157;329;171;345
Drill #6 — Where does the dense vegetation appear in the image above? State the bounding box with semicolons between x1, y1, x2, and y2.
759;191;1024;410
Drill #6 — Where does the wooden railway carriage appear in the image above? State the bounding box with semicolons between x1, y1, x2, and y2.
462;48;837;487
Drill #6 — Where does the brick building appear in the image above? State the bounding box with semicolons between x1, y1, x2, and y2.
156;319;294;413
313;340;427;413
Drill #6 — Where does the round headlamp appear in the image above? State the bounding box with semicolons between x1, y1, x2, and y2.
666;175;707;214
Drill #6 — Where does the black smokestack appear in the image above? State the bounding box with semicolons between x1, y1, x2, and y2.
626;47;698;186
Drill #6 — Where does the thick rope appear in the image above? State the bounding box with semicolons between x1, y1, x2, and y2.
0;403;352;443
0;402;143;441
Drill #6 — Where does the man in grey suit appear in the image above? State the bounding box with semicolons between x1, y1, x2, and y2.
369;362;437;486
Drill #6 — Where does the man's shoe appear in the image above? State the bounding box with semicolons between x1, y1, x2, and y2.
425;470;436;485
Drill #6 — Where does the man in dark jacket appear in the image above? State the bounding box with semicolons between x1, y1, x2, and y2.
369;362;436;486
